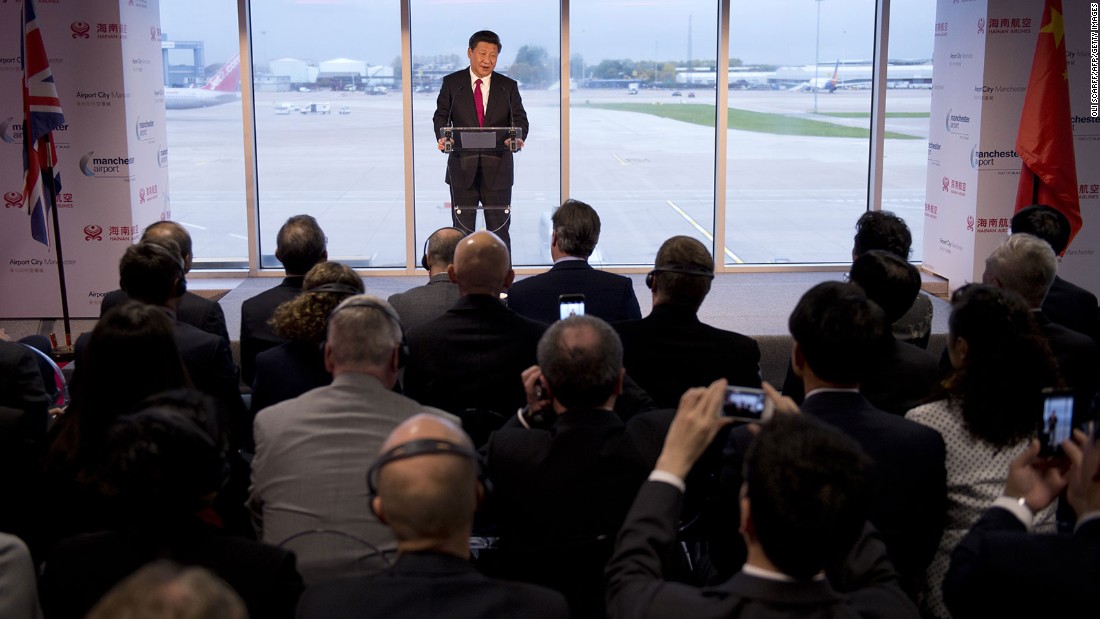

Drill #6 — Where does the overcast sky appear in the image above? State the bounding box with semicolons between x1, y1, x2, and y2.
161;0;934;69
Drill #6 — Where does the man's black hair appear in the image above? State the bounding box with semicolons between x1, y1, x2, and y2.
853;210;912;259
848;250;921;324
788;281;886;385
552;199;601;258
744;414;874;581
276;215;327;276
119;240;184;305
1010;204;1071;255
469;30;501;52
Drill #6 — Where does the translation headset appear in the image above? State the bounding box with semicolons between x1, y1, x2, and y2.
308;283;363;297
421;227;465;271
644;262;715;289
142;241;188;297
326;296;410;368
366;438;488;517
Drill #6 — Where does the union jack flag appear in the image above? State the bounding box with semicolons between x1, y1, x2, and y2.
22;0;66;246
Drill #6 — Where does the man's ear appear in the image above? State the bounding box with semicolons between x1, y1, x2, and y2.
323;341;335;373
550;230;558;248
791;341;806;378
447;264;458;284
739;494;754;539
275;247;283;263
371;496;386;523
475;480;486;507
390;346;401;373
503;268;515;291
614;368;625;396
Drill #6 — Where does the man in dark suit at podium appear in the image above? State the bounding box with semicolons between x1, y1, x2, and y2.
433;30;529;252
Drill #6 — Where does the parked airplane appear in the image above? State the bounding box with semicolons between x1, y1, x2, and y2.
791;59;841;93
164;55;241;110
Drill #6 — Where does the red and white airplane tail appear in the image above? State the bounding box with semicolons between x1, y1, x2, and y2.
201;54;241;92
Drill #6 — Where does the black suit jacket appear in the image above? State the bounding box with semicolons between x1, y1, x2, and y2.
606;481;919;619
404;295;547;417
240;276;305;386
0;341;50;544
1043;275;1099;343
250;340;330;415
507;260;642;324
944;507;1100;618
101;288;229;344
297;551;569;619
614;304;761;408
714;392;947;596
1036;312;1100;422
174;321;248;448
432;69;528;191
40;521;303;619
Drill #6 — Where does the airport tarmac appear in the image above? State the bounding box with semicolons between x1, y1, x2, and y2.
165;87;932;268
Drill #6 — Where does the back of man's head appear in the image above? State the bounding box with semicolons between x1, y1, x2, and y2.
744;414;873;581
326;294;403;372
142;221;193;272
424;227;465;271
372;414;480;547
536;315;623;410
450;230;512;296
119;240;186;306
86;561;247;619
651;236;714;309
789;281;886;385
848;250;921;323
276;215;327;275
552;199;601;258
983;233;1056;308
852;210;912;259
1011;204;1071;255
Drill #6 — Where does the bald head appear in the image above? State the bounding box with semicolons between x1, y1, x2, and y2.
373;415;480;554
448;230;513;296
142;221;193;272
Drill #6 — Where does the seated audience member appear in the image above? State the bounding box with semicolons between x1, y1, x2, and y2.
240;215;328;385
725;281;944;597
101;221;229;343
85;561;248;619
507;199;642;324
297;414;569;619
852;210;933;348
250;261;363;414
249;295;454;585
606;382;918;618
388;227;464;331
0;532;41;619
983;233;1100;419
1011;204;1099;343
41;394;303;619
614;236;760;408
943;427;1100;618
784;251;940;414
905;284;1060;619
0;340;51;546
480;316;658;617
404;231;547;422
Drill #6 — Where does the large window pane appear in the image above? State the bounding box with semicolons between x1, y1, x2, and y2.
571;2;719;266
410;1;561;266
160;0;248;266
725;0;878;264
251;1;403;267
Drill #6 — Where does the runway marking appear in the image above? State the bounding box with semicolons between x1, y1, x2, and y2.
612;153;628;166
229;234;248;240
178;222;207;230
666;200;743;264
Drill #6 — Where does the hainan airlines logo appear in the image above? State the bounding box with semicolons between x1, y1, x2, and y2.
84;224;103;241
71;22;91;39
139;187;145;203
977;18;985;34
966;216;975;232
4;191;24;209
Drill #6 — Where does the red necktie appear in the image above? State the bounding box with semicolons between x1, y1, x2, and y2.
474;78;485;127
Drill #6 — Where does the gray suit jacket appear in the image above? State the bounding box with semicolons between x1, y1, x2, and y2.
249;373;453;585
387;274;461;332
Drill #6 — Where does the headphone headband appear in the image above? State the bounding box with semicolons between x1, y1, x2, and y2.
307;283;362;296
366;438;480;496
652;263;714;279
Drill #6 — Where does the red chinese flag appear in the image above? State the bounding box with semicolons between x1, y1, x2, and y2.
1015;0;1081;248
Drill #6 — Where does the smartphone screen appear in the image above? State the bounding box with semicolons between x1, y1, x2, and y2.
722;386;771;422
559;294;585;320
1039;390;1074;457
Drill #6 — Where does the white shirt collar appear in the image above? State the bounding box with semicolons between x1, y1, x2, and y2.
469;68;491;89
804;387;860;400
741;563;825;582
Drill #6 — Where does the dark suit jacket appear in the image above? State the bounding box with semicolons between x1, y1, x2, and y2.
240;276;305;386
943;507;1100;618
250;340;330;415
297;551;569;619
403;294;547;417
606;480;919;619
0;341;50;544
1043;275;1099;343
175;321;248;448
714;392;947;597
1036;312;1100;422
387;273;461;332
40;521;303;619
101;288;228;344
614;304;761;408
480;408;657;617
432;69;529;191
507;260;642;324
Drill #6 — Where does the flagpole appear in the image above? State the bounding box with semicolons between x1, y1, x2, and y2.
42;157;73;355
1032;174;1040;205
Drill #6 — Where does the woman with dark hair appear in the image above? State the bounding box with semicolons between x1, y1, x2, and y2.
250;261;364;414
905;284;1061;618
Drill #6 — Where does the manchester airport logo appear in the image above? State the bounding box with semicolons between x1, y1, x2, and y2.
157;144;168;168
928;141;942;166
4;191;24;209
84;224;103;241
71;22;90;39
946;108;971;135
79;151;135;178
0;117;24;143
971;144;1019;170
135;116;155;141
987;17;1033;35
966;216;975;232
